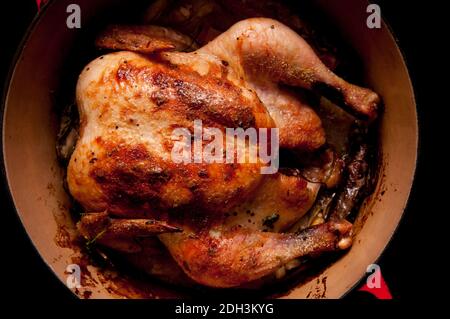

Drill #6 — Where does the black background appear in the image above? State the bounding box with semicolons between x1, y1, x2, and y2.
0;0;439;308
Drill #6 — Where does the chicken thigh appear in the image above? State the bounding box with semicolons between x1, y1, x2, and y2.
70;18;379;288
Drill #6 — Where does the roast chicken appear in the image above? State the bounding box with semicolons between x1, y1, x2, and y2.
68;18;379;288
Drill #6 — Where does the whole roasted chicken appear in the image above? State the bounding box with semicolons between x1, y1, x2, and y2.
68;18;379;288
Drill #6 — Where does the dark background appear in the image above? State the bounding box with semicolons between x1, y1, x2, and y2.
0;0;438;305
